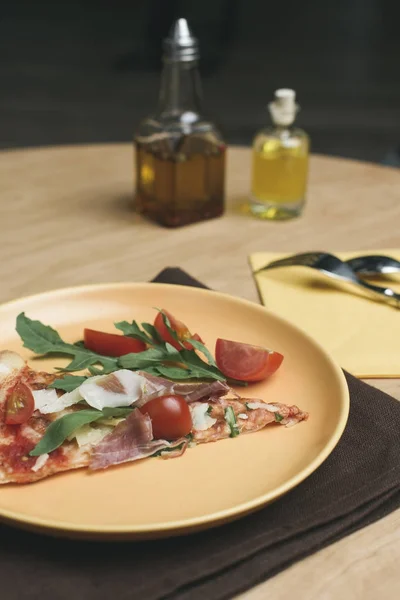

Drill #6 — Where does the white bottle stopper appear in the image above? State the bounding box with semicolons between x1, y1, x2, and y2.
268;88;298;126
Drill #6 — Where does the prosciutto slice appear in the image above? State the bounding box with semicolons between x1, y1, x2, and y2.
138;372;230;405
89;409;186;470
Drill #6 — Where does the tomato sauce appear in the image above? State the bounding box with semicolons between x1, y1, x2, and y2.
0;434;36;472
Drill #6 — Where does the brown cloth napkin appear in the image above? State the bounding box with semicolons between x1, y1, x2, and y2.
2;268;400;600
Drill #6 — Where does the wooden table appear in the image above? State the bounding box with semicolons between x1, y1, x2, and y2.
1;144;400;599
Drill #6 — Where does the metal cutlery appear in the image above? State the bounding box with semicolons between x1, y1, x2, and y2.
254;252;400;308
345;255;400;277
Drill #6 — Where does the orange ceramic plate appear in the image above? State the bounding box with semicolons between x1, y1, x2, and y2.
0;283;349;539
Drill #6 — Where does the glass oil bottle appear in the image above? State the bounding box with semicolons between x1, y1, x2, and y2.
250;89;309;220
134;19;226;228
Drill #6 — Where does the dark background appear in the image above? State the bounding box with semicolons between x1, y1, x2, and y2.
1;0;400;164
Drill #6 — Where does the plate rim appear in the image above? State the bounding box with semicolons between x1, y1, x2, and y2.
0;281;350;538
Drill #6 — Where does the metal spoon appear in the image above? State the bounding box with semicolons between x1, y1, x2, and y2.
255;252;400;308
346;255;400;277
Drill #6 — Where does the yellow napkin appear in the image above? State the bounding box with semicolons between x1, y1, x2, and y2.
249;250;400;377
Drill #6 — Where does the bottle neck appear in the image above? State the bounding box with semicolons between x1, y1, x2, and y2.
157;60;203;116
274;124;291;134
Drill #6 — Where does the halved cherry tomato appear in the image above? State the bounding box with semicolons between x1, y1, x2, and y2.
140;394;192;440
215;338;284;382
153;310;203;351
5;382;35;425
84;329;146;357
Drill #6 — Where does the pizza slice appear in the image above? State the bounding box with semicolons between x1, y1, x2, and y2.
0;351;308;484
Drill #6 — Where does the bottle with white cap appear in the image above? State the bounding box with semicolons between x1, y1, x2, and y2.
250;89;309;220
134;18;226;228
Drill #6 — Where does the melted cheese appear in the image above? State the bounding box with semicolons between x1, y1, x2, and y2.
34;370;147;415
247;402;279;412
70;424;113;448
190;403;217;431
33;388;82;414
31;453;49;472
0;350;25;376
79;370;145;410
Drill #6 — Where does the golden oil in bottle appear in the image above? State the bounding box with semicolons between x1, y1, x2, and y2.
135;140;225;228
134;19;225;228
250;89;309;220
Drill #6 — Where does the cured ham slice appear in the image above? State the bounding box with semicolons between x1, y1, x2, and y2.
137;372;230;404
90;409;187;470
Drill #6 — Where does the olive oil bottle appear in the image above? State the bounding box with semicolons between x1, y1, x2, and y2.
134;19;226;228
250;89;309;220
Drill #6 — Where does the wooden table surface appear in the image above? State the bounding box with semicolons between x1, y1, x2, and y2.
1;144;400;599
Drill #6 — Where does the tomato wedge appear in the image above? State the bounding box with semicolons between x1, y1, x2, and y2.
215;338;284;382
153;310;203;351
5;382;35;425
84;329;146;357
140;394;192;440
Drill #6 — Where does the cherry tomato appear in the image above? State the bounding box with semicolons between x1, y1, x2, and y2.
84;329;146;357
215;338;284;382
154;310;203;351
5;382;35;425
140;394;192;440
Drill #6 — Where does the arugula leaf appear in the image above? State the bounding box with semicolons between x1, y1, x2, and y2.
133;365;163;377
118;347;169;369
16;313;232;384
30;407;133;456
120;344;228;382
274;412;284;422
16;312;64;353
141;323;163;343
207;405;213;415
224;406;240;438
30;410;105;456
184;343;246;386
179;340;247;386
60;353;112;373
164;343;182;359
115;320;165;346
102;407;133;418
49;375;87;392
187;338;217;367
154;365;192;379
154;310;218;370
16;313;118;373
179;349;226;381
87;365;106;376
114;320;152;345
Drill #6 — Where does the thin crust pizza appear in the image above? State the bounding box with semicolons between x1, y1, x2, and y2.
0;351;308;484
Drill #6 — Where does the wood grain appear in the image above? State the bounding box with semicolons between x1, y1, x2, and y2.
1;143;400;598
